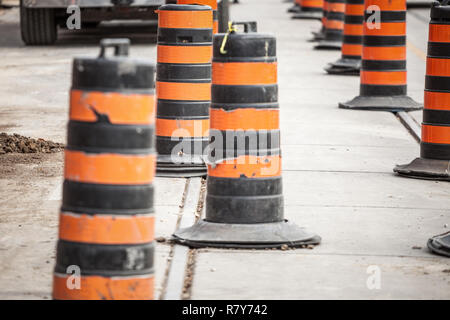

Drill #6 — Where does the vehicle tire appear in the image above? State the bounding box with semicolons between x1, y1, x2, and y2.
20;1;57;45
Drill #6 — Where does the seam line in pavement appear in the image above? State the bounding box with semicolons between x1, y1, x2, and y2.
162;178;202;300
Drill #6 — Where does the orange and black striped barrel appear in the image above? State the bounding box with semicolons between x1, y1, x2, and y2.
52;39;156;300
339;0;421;111
341;0;364;61
172;24;321;248
421;1;450;160
325;0;364;74
311;0;328;41
360;0;408;96
156;4;213;177
208;26;282;224
292;0;323;20
393;2;449;179
315;0;345;49
177;0;218;34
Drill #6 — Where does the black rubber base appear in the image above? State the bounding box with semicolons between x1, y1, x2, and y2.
287;4;301;13
427;232;450;258
394;157;450;181
156;155;207;178
314;40;342;50
292;11;322;20
338;95;422;112
172;219;321;249
324;58;361;75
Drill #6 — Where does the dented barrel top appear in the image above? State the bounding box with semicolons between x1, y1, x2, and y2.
213;33;277;61
72;39;155;91
158;3;213;11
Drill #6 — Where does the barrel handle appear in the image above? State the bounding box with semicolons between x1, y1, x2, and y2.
99;38;130;58
232;21;258;33
219;21;258;54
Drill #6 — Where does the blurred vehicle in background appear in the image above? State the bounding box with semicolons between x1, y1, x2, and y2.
20;0;166;45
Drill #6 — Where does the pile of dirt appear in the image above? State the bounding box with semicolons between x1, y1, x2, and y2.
0;132;64;154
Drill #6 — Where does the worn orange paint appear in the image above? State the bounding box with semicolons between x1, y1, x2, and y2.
208;155;281;178
59;212;155;244
70;90;155;125
156;118;209;137
210;108;279;131
64;150;155;185
53;274;154;300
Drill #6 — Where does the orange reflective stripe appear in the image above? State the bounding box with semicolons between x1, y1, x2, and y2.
53;274;154;300
156;81;211;100
345;4;364;15
156;118;209;137
208;155;281;178
363;46;406;60
302;0;323;9
64;150;155;185
326;20;344;30
365;0;405;10
212;62;277;85
70;90;155;125
364;22;406;36
361;71;406;85
213;20;218;34
210;108;279;130
344;24;363;36
328;3;345;12
157;45;212;64
424;91;450;111
429;24;450;43
59;212;155;244
422;124;450;144
177;0;218;10
342;44;362;56
158;10;213;29
426;58;450;77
